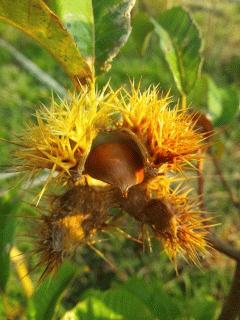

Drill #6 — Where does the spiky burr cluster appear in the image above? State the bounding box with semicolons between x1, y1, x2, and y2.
13;82;212;278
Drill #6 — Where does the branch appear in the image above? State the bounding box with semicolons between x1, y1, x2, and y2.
210;149;240;209
196;151;240;262
196;155;240;262
208;235;240;262
203;144;240;319
218;261;240;320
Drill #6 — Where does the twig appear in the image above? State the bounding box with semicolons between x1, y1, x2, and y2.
197;146;240;320
218;261;240;320
196;154;240;262
196;146;240;261
210;149;240;209
208;235;240;262
204;145;240;320
0;38;66;96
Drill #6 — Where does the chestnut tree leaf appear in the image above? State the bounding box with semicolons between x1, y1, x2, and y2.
151;6;203;95
62;288;155;320
208;77;240;126
0;0;92;84
54;0;136;75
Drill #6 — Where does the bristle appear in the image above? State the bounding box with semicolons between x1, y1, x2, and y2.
33;185;119;279
13;85;118;194
151;192;211;265
9;82;214;276
120;183;212;266
117;84;205;172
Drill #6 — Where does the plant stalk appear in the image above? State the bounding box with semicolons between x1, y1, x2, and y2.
181;93;187;111
218;261;240;320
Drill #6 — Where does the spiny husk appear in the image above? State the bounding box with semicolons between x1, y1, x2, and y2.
33;182;212;277
13;82;213;273
151;191;211;265
120;183;211;266
34;185;119;279
14;84;118;186
190;111;214;140
117;84;206;172
13;83;206;197
35;213;94;278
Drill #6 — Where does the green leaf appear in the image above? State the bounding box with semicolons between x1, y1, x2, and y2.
187;73;208;108
54;0;135;74
208;77;240;126
63;288;155;320
131;13;153;55
123;278;181;320
63;278;183;320
27;262;76;320
0;0;91;84
0;192;19;292
151;6;202;95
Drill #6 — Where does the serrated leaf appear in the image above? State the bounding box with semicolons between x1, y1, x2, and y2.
62;288;154;320
151;6;202;95
54;0;135;75
0;0;92;84
0;193;19;292
27;262;76;320
208;77;240;126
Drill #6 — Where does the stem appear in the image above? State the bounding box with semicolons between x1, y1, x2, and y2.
181;93;187;111
205;146;240;319
197;148;240;319
208;235;240;262
218;261;240;320
210;149;240;209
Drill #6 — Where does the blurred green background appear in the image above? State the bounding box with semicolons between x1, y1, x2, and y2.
0;0;240;319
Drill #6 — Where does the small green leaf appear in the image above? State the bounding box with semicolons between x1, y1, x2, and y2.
0;0;92;84
0;192;19;292
151;6;202;95
188;74;209;108
27;262;76;320
54;0;136;74
208;77;240;126
63;288;154;320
